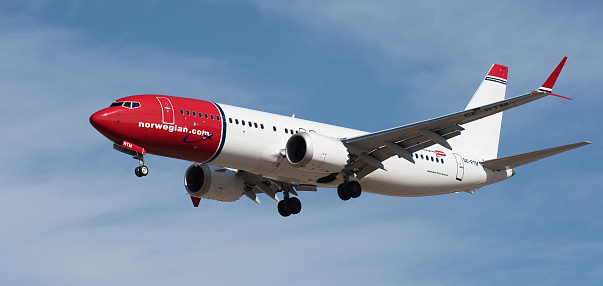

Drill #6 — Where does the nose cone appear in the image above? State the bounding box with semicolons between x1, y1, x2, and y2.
90;108;114;136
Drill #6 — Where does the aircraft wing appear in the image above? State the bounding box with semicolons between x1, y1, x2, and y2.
345;91;550;178
480;141;591;171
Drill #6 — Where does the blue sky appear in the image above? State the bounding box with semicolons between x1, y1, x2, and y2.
1;1;602;285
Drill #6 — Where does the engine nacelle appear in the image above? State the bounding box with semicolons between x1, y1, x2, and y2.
184;164;246;202
285;132;350;173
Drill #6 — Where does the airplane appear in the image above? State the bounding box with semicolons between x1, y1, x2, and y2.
90;57;590;217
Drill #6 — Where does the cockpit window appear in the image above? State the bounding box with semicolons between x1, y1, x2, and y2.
109;101;141;109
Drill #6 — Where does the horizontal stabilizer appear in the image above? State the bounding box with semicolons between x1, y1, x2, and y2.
481;141;591;171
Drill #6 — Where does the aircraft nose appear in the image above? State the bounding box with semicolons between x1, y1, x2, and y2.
90;109;114;134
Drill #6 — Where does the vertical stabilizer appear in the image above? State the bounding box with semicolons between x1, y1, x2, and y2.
449;64;508;159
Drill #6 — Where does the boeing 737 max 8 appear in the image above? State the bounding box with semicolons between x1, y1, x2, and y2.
90;57;590;217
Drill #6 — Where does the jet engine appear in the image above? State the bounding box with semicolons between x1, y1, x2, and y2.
285;132;350;173
184;164;246;202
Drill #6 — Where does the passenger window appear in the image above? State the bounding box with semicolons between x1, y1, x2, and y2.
235;119;239;125
229;118;233;123
192;111;196;117
204;113;208;119
254;123;258;128
186;110;190;116
420;155;424;159
441;159;444;164
211;114;214;120
260;124;264;129
180;109;184;115
248;121;252;127
285;129;289;134
242;120;245;125
216;116;220;121
436;158;439;163
273;126;276;131
431;157;434;162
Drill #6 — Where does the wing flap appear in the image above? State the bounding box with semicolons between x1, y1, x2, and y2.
481;141;591;171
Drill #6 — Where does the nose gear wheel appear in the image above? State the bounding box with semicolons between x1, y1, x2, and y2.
133;153;148;177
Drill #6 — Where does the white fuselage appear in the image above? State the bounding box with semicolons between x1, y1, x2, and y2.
211;103;513;197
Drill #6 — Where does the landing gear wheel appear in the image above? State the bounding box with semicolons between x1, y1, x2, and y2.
337;183;351;201
134;165;149;177
140;165;149;176
278;200;291;217
346;181;362;198
287;197;302;215
133;153;148;178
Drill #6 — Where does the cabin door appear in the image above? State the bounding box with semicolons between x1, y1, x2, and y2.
156;97;175;125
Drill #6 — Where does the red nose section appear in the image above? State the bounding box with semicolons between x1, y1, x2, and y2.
90;109;115;138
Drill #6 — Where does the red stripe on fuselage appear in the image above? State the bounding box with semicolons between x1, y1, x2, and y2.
90;94;224;163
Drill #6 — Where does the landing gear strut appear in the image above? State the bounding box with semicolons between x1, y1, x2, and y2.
277;188;302;217
337;175;362;201
133;153;149;177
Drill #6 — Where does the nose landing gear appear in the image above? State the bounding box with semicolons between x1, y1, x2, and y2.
135;165;149;177
133;153;149;177
113;142;149;178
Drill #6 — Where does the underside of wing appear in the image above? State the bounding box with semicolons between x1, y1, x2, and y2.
237;170;318;204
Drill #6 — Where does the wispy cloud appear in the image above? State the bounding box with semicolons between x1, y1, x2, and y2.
250;0;603;110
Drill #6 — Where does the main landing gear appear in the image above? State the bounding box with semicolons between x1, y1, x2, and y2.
134;153;149;177
337;179;362;201
276;177;362;217
277;189;302;217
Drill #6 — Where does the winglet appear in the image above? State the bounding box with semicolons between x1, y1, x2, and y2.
538;57;570;99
